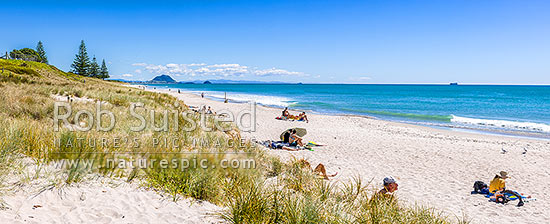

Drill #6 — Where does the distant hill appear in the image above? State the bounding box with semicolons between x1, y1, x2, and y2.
150;75;176;83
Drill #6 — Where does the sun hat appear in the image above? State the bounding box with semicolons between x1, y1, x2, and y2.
499;171;510;179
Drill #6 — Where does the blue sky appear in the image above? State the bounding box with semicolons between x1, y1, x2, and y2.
1;0;549;84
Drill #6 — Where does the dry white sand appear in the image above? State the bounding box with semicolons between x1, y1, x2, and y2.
0;181;223;224
153;88;550;224
0;159;224;224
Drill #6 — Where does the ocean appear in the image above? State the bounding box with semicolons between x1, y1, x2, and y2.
146;84;550;138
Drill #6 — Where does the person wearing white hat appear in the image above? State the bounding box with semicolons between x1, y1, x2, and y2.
489;171;524;206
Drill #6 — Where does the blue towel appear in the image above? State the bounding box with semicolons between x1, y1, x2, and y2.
485;191;526;201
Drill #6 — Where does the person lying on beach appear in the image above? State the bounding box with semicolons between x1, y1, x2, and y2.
296;159;337;180
489;171;524;207
266;140;300;151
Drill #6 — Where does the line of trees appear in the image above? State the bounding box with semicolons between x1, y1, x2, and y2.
70;40;109;79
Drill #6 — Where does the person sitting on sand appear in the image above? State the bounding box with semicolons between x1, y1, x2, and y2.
296;159;337;180
489;171;524;207
297;112;309;123
371;176;399;203
282;130;291;143
282;107;290;119
289;129;304;147
378;176;399;195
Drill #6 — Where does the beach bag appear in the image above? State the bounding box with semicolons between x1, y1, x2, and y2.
473;181;488;194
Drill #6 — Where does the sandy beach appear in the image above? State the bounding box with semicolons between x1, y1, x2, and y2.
152;87;550;224
0;160;224;224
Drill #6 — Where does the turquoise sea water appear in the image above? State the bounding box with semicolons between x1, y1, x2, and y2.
147;84;550;138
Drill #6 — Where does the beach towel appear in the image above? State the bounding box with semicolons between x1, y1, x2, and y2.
484;191;536;204
270;141;289;149
307;141;325;146
275;116;306;122
485;191;530;200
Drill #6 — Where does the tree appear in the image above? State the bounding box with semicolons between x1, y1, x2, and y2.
70;40;91;76
9;48;40;61
36;41;48;64
99;59;109;79
89;56;100;77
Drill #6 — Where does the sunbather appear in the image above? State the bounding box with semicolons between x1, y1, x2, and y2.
296;159;337;180
489;171;524;207
265;140;299;151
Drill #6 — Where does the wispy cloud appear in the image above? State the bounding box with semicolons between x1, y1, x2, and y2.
132;63;307;78
253;68;305;76
122;73;133;77
347;76;372;83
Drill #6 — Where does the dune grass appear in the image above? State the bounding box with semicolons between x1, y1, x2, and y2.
0;58;462;223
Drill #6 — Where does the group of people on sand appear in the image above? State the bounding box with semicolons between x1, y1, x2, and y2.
281;107;309;123
268;132;526;206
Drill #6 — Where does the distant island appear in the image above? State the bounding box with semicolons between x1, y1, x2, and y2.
111;75;300;84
